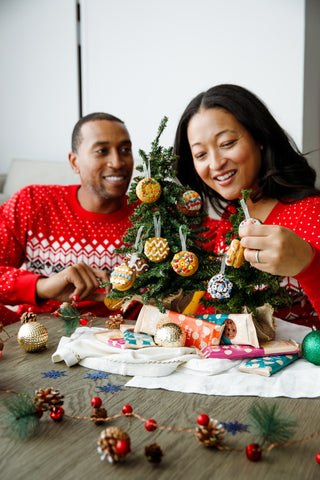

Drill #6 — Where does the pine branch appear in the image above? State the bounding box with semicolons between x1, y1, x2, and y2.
247;401;298;446
1;393;41;440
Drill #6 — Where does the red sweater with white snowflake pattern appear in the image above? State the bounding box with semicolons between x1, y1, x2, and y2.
203;197;320;325
0;184;137;322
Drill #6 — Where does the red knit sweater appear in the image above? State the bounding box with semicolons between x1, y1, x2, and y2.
0;184;138;323
203;197;320;326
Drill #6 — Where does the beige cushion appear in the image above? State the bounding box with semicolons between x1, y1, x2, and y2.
0;158;79;204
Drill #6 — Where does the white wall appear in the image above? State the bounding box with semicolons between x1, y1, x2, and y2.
1;0;319;186
0;0;79;173
80;0;306;159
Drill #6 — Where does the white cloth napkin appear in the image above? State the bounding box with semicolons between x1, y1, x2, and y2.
52;319;320;398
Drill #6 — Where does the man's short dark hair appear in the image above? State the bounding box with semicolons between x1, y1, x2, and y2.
71;112;125;153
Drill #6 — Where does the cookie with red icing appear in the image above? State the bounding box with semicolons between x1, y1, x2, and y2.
171;251;199;277
177;190;202;216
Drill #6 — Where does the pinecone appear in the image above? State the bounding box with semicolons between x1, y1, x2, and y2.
97;426;131;463
34;387;64;411
196;418;225;447
105;314;124;329
20;312;38;324
144;443;163;463
90;406;108;425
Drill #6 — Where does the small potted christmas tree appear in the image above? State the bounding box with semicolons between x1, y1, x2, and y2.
105;117;215;312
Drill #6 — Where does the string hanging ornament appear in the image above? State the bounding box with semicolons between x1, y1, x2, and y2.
171;226;199;277
144;214;170;263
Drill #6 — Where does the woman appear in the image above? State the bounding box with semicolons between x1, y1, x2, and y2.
174;84;320;326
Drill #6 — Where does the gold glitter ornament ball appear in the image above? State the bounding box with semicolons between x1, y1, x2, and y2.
17;317;48;352
154;323;186;347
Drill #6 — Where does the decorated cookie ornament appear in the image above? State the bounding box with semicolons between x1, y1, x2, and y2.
177;190;202;217
123;226;149;275
124;252;149;275
136;177;162;203
171;226;199;277
226;239;244;268
110;263;136;291
144;214;170;263
207;255;233;300
239;198;261;228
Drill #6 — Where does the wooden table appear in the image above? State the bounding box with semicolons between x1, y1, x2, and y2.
1;315;319;480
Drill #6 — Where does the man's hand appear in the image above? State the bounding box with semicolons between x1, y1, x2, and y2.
36;263;110;303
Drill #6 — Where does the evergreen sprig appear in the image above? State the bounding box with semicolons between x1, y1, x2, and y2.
247;401;298;446
57;304;82;335
1;393;41;440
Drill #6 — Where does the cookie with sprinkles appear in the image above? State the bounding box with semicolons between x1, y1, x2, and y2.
177;190;202;216
171;251;199;277
136;177;162;203
144;237;170;262
110;263;136;291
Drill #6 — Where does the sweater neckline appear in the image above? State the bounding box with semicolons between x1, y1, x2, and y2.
68;185;132;222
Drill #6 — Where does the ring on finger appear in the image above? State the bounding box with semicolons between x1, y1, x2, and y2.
255;250;260;263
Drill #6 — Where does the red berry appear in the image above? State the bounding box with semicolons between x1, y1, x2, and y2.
246;443;262;461
79;318;89;326
116;439;130;456
36;407;43;418
72;294;80;303
316;452;320;464
53;311;60;317
91;397;102;408
197;414;210;426
145;419;157;432
122;404;133;415
27;307;34;313
50;406;65;422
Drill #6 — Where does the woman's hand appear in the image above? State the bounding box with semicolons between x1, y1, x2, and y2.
239;223;314;277
36;262;110;303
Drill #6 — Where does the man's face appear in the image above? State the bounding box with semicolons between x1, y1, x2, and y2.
69;120;133;210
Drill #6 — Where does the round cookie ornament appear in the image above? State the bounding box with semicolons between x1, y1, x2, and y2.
171;251;199;277
207;255;233;300
144;214;170;263
144;237;169;263
177;190;202;217
110;263;136;291
171;226;198;276
239;198;261;228
136;177;162;203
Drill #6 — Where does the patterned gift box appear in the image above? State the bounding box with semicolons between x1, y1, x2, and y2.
195;313;259;348
202;339;300;360
238;353;299;376
123;330;156;349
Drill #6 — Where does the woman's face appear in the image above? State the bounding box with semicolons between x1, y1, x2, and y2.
187;107;262;201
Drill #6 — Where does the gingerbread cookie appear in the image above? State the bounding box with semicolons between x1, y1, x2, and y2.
171;251;199;277
177;190;202;216
124;253;149;275
136;177;161;203
226;239;244;268
110;263;136;291
144;237;170;262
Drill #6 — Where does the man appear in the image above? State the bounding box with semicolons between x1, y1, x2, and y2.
0;113;136;324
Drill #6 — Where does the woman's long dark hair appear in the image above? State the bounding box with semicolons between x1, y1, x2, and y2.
174;84;320;215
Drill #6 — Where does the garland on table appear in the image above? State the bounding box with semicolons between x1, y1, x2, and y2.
1;386;320;465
